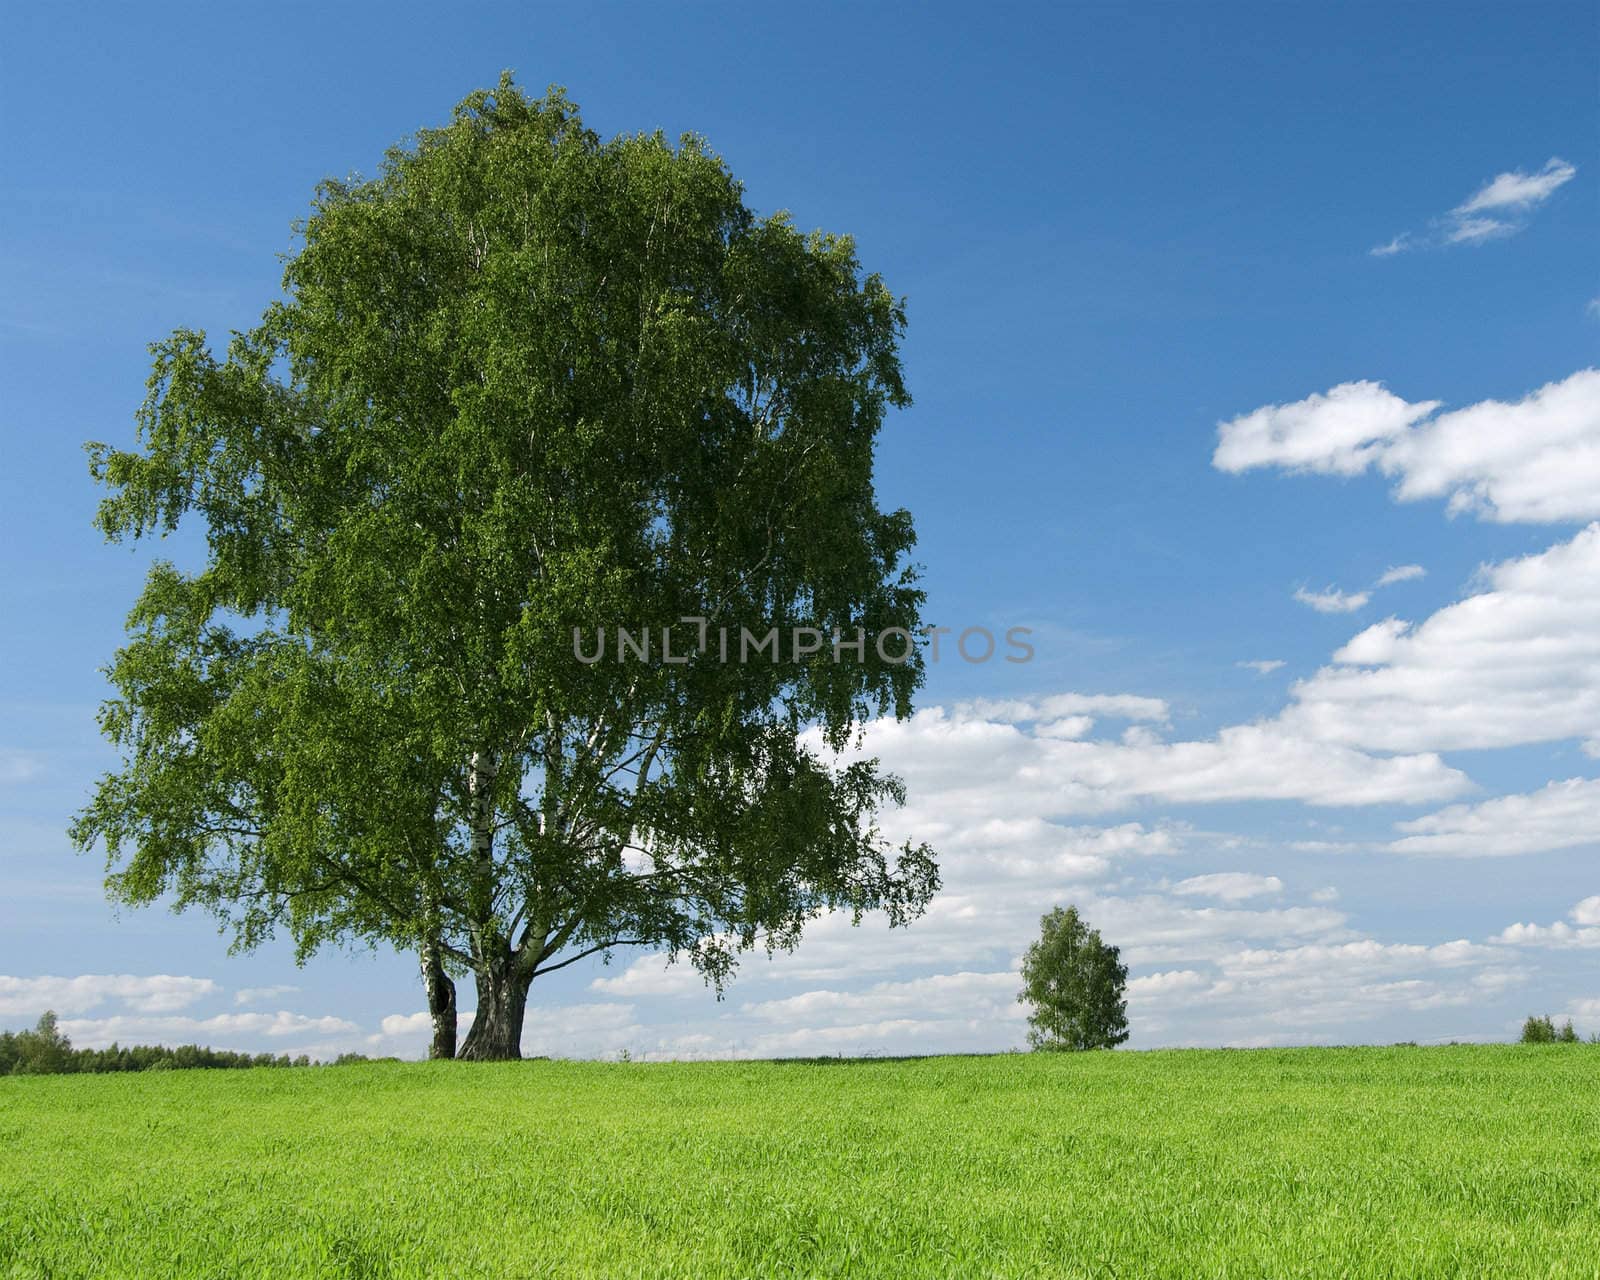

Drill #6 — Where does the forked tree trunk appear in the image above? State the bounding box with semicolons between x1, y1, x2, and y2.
456;954;532;1061
420;939;457;1060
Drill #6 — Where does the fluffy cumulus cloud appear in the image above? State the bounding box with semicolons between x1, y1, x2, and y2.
1371;157;1576;254
1492;897;1600;951
0;973;219;1018
1280;524;1600;752
837;701;1466;822
1385;778;1600;857
1215;369;1600;524
1214;380;1439;477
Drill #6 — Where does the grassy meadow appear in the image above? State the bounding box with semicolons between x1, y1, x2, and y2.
2;1045;1597;1278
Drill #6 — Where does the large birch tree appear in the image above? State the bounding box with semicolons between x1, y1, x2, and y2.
71;77;938;1060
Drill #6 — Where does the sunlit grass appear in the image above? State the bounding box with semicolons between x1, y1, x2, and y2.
2;1045;1597;1277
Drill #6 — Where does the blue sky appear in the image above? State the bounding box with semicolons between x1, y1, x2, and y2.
2;1;1596;1057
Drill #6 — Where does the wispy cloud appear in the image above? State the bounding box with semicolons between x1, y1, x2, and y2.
1376;564;1425;586
1372;157;1575;255
1237;659;1285;675
235;984;300;1006
0;750;41;784
1456;157;1578;214
1294;586;1370;614
1171;873;1283;902
1443;216;1514;246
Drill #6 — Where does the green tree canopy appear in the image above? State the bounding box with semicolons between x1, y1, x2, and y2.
1017;905;1129;1051
72;75;937;1060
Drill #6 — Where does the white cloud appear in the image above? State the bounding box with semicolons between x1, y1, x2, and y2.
1372;157;1575;253
957;693;1170;725
521;1003;642;1057
1455;157;1576;215
927;817;1180;881
1237;659;1285;675
1286;567;1419;623
1216;369;1600;524
234;984;299;1006
1494;922;1600;949
591;959;712;998
1385;371;1600;523
1566;996;1600;1023
1060;896;1350;968
1126;969;1208;1001
58;1010;359;1050
1282;524;1600;752
0;974;219;1019
376;1011;433;1039
841;704;1467;823
1111;938;1526;1040
1445;217;1513;245
747;885;1336;986
1171;873;1284;902
1493;896;1600;950
1294;585;1370;614
1385;778;1600;857
1376;564;1426;586
1215;380;1439;477
739;971;1021;1028
1205;942;1528;1031
1219;938;1491;979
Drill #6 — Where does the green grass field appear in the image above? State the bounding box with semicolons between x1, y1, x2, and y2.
2;1046;1597;1278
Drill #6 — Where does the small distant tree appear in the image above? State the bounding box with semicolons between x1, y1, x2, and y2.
1018;905;1129;1051
1557;1019;1579;1043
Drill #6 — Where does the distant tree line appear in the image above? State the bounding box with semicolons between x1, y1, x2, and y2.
0;1011;375;1075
